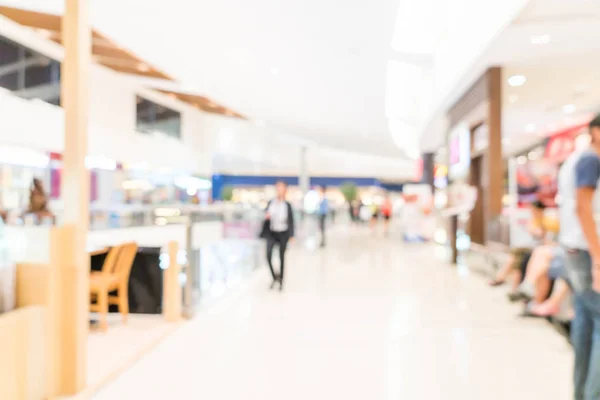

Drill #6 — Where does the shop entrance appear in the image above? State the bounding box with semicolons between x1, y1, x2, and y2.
469;155;485;245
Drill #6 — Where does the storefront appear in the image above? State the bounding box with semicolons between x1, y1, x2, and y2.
444;68;504;262
211;174;405;209
505;122;590;248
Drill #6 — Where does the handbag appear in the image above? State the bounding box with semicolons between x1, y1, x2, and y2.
259;218;271;239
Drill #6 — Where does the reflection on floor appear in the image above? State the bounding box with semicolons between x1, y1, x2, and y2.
94;227;573;400
59;314;179;400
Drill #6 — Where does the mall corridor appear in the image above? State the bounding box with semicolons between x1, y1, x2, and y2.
94;229;573;400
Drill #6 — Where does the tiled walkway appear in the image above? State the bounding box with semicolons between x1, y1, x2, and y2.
94;228;573;399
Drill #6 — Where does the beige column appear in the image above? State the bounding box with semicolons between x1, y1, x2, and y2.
163;241;182;322
47;0;91;395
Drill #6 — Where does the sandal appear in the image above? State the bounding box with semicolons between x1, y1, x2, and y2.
507;291;530;303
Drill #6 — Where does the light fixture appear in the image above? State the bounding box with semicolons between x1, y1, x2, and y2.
562;104;577;114
525;123;536;133
528;151;540;161
508;75;526;87
137;63;150;72
270;67;279;75
530;34;551;45
35;29;55;39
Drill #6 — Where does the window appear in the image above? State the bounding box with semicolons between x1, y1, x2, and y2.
0;35;61;106
136;96;181;139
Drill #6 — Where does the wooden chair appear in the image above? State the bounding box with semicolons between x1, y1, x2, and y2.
90;243;138;331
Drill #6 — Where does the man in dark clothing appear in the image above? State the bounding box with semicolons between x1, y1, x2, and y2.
265;180;295;291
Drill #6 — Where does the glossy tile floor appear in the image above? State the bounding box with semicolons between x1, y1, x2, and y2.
94;227;573;400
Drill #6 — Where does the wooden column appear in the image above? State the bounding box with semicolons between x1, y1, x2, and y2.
487;67;503;221
163;241;182;322
48;0;91;395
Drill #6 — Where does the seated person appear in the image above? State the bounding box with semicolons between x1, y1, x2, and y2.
489;201;556;298
521;246;572;318
511;243;560;304
26;178;54;223
528;278;572;318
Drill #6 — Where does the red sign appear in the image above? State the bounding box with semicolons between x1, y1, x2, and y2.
544;123;588;163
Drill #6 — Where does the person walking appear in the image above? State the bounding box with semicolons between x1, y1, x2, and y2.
317;185;329;247
559;115;600;400
264;180;295;291
381;194;393;236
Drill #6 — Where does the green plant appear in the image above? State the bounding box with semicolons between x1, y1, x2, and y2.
221;185;234;202
339;181;358;203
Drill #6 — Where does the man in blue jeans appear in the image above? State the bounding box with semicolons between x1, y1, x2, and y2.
559;115;600;400
317;185;329;248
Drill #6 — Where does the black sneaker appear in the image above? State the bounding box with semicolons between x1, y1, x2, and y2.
270;276;281;290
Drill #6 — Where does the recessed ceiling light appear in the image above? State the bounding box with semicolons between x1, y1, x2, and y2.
508;94;519;103
35;29;54;39
525;123;536;133
562;104;577;114
508;75;526;87
270;67;279;75
530;34;551;45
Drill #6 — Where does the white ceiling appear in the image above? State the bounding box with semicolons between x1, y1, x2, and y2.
496;0;600;156
0;0;407;158
8;0;600;167
418;0;600;154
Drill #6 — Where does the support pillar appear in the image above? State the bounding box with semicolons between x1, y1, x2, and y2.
420;152;435;193
487;67;503;221
48;0;91;395
299;146;309;197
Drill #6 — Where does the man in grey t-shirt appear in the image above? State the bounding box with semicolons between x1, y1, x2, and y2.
560;115;600;400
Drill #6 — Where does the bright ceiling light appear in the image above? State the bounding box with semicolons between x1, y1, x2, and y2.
508;75;526;87
530;34;551;45
562;104;577;114
525;123;536;133
270;67;279;75
137;63;150;72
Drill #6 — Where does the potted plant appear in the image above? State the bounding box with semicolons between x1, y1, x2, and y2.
340;181;358;203
221;185;234;202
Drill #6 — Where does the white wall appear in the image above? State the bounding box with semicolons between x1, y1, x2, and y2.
205;114;418;179
0;14;202;173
